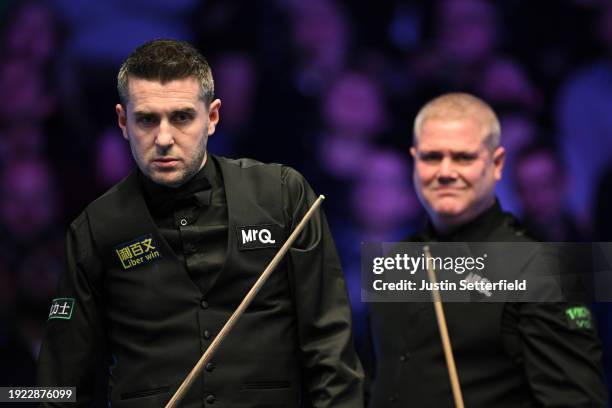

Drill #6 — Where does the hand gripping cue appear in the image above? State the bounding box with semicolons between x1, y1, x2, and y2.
164;195;326;408
423;245;465;408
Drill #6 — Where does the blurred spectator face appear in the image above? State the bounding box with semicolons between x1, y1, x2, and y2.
4;1;59;64
353;151;421;230
324;72;385;138
0;123;45;161
478;58;541;111
214;53;256;129
0;57;55;122
291;0;347;72
498;113;537;156
411;117;505;228
436;0;496;64
0;160;58;242
95;127;133;188
319;137;372;180
515;150;565;220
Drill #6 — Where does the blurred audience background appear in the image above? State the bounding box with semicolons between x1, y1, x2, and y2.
1;0;612;397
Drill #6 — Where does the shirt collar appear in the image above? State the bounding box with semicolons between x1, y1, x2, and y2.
141;156;217;213
424;200;504;241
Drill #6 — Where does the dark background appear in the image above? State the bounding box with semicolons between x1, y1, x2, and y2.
1;0;612;402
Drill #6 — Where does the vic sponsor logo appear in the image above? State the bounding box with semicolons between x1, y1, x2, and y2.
241;228;276;244
566;306;593;330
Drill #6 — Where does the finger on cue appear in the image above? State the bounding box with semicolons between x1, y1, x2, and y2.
423;245;465;408
165;195;327;408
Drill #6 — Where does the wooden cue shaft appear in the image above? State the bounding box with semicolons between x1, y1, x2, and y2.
164;195;326;408
423;245;465;408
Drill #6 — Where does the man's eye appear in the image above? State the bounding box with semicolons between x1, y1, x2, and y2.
420;153;442;162
172;112;193;123
453;154;477;163
137;116;158;126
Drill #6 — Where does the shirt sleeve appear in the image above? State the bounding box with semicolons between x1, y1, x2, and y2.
517;301;608;407
36;212;108;407
280;166;365;408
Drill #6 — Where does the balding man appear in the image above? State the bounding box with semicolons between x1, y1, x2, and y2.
366;93;607;407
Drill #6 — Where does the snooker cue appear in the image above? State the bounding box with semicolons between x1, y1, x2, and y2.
165;195;326;408
423;245;465;408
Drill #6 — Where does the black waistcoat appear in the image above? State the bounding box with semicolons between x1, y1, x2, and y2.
86;157;301;407
369;204;535;408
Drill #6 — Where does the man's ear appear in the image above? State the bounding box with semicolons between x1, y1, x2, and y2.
116;104;129;140
410;147;417;159
207;99;221;135
493;146;506;181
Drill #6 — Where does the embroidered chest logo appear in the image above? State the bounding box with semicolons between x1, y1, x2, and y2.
114;233;162;270
236;224;283;250
48;298;75;320
565;306;593;330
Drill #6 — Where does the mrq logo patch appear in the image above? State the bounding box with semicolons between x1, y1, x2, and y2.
236;224;283;250
114;233;162;270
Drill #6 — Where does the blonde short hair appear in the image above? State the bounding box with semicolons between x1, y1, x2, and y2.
413;92;501;150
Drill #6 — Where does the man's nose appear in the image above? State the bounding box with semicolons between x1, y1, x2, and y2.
437;157;457;183
155;119;174;150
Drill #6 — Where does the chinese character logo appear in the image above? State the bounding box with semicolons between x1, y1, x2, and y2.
114;234;162;270
48;298;75;320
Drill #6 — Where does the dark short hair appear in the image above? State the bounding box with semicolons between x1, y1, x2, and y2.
117;39;214;106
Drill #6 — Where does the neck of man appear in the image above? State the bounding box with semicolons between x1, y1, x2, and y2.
199;150;208;171
430;196;496;235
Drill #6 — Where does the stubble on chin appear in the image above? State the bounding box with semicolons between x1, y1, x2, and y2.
146;165;187;188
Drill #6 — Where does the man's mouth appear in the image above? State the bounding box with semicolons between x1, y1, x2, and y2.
432;187;465;195
152;158;179;168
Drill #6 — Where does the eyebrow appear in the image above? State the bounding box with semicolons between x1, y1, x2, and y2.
133;107;197;116
418;148;480;155
171;107;197;116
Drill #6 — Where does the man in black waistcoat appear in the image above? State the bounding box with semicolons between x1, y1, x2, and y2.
37;39;364;407
366;93;607;407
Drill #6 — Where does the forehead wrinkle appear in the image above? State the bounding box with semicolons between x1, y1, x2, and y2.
129;99;201;118
129;92;199;106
